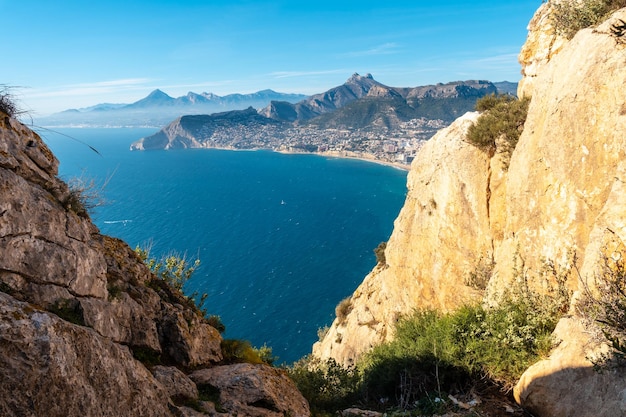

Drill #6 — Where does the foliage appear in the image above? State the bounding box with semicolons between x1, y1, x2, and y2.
335;296;353;325
466;94;529;168
0;85;21;117
286;355;361;415
374;241;387;267
577;237;626;368
220;339;276;365
65;176;106;218
135;245;208;315
549;0;626;39
207;314;226;334
289;254;573;415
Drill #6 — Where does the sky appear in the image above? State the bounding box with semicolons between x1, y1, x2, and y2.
2;0;541;116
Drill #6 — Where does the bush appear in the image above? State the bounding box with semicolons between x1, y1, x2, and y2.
466;94;529;169
220;339;277;365
335;296;353;325
550;0;626;39
207;314;226;333
0;86;20;117
374;241;387;266
286;356;361;414
135;245;208;316
65;176;106;218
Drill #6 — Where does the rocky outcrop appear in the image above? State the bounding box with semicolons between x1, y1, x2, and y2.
314;4;626;416
191;363;310;417
313;112;489;364
0;115;309;416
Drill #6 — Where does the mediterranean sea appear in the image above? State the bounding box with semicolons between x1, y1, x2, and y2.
41;127;408;364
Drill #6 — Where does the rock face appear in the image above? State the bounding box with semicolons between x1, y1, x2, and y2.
315;5;626;416
0;115;309;416
313;112;489;364
191;363;310;417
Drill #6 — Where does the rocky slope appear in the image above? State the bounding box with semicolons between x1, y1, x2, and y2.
0;115;309;416
314;3;626;416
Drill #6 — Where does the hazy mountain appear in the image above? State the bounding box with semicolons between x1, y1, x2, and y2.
36;89;308;127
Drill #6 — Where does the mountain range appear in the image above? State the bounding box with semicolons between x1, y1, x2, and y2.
36;89;308;127
131;74;517;158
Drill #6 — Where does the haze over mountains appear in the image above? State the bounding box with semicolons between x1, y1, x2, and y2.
37;74;516;130
37;89;308;127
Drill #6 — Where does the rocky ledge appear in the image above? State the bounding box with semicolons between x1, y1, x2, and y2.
0;114;309;416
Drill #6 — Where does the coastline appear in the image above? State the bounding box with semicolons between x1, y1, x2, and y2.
191;143;412;172
276;149;411;172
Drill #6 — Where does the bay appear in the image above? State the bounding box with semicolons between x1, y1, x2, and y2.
40;127;408;363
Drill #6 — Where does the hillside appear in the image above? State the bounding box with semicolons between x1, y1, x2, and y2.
0;114;309;416
313;3;626;416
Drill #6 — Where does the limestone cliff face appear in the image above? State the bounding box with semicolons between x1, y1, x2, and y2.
313;112;491;364
315;5;626;416
0;115;309;416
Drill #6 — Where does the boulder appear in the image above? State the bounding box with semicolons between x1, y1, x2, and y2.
190;363;310;417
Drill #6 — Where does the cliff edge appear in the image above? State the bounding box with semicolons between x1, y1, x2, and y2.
314;4;626;416
0;115;309;416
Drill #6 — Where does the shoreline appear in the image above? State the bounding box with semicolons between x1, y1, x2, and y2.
192;143;412;172
276;149;411;172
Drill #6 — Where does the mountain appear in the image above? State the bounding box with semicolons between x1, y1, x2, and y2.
313;4;626;417
134;75;507;160
305;79;498;130
131;107;283;150
36;89;308;127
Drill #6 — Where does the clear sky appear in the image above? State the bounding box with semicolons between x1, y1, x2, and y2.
2;0;541;116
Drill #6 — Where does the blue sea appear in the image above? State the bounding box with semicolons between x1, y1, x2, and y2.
40;127;408;364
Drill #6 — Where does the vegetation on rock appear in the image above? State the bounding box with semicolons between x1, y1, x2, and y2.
466;94;529;168
549;0;626;39
0;86;19;117
290;258;572;416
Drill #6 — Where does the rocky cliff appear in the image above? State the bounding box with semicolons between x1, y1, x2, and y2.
0;115;309;416
314;3;626;416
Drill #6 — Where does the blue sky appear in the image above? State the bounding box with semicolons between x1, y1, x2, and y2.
2;0;541;115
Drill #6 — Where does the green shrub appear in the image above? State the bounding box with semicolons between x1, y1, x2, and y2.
549;0;626;39
286;355;361;414
135;245;208;315
220;339;276;365
466;94;529;168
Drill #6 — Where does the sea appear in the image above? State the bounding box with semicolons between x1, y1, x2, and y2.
40;127;408;364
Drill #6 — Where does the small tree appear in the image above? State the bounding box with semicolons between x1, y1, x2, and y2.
466;94;529;169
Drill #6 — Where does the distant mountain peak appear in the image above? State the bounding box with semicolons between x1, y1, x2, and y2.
347;73;374;83
147;89;171;98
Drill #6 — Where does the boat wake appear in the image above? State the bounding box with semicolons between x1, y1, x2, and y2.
103;220;133;225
